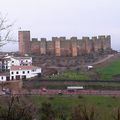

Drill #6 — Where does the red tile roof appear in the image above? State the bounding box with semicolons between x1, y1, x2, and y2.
10;65;40;71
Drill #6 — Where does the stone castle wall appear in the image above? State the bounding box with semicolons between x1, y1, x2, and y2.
18;31;111;56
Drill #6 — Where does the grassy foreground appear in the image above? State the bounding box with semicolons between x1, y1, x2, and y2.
31;95;120;120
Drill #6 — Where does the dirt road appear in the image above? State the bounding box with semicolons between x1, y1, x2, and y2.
92;54;114;66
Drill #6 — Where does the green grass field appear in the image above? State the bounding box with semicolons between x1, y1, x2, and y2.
96;59;120;80
31;95;120;120
46;59;120;80
45;70;90;80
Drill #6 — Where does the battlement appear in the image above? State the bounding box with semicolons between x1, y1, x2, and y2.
19;31;112;57
29;35;111;42
31;38;38;42
30;35;110;42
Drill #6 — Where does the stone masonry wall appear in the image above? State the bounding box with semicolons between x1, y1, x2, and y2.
30;38;40;55
18;31;111;56
18;31;31;55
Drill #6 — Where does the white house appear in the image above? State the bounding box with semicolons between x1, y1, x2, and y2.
11;57;32;66
3;56;32;70
10;65;41;80
0;56;40;82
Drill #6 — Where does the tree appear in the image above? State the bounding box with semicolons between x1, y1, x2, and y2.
0;13;14;48
0;96;36;120
55;106;67;120
39;102;55;120
113;107;120;120
70;105;97;120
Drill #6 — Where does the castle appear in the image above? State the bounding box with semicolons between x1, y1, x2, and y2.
18;31;111;57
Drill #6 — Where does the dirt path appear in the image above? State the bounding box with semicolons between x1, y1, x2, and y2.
45;54;118;73
92;54;114;66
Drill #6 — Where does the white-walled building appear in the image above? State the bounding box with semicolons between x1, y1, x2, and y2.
0;65;41;82
0;55;41;82
3;56;32;70
10;66;41;80
11;57;32;66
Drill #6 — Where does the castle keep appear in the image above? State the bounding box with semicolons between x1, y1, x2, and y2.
19;31;111;56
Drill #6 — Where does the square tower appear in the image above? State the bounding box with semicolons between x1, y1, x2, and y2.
18;31;30;55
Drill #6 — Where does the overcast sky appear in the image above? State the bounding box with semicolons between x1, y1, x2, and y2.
0;0;120;51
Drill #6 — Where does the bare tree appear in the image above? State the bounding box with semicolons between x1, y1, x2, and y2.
0;95;36;120
0;13;14;48
70;105;97;120
38;102;55;120
113;107;120;120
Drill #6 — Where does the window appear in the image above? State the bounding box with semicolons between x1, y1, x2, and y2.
16;75;20;80
16;71;19;74
22;75;26;80
32;69;36;72
1;77;3;80
38;73;41;77
11;72;14;74
23;71;25;74
27;71;29;73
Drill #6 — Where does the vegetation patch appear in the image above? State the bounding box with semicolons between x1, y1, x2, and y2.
1;95;120;120
31;95;120;120
45;70;90;80
96;59;120;80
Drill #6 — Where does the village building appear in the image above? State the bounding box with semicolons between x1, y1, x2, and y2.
10;65;41;80
0;65;41;81
0;55;41;82
2;56;32;71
